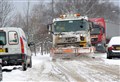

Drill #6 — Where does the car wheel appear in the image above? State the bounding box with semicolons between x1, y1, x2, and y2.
0;65;2;81
28;57;32;68
22;62;27;71
107;52;112;59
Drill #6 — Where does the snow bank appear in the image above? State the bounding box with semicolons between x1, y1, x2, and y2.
2;53;50;82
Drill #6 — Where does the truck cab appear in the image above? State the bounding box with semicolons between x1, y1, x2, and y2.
48;14;94;60
89;18;106;52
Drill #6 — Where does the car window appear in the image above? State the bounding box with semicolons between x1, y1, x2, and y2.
9;31;18;45
0;32;6;45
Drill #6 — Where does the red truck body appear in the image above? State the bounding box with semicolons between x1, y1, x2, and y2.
89;18;106;52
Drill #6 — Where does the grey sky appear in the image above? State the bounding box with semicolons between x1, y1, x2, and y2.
12;0;120;14
12;0;50;14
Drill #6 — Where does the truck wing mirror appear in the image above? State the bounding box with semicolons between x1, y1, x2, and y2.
89;21;93;32
90;28;94;32
47;25;49;30
28;42;36;56
28;42;35;47
105;44;108;47
47;23;53;34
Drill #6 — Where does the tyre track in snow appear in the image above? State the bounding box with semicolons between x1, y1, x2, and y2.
89;65;120;82
26;61;66;81
78;57;120;77
53;61;87;82
40;61;70;82
27;55;119;82
50;62;71;82
3;54;119;82
74;56;120;82
26;61;45;81
56;59;97;82
75;54;119;76
77;61;119;82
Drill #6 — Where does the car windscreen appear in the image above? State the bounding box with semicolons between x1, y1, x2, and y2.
0;32;6;45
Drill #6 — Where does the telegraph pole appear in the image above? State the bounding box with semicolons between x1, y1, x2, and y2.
27;0;30;37
0;0;3;27
52;0;54;20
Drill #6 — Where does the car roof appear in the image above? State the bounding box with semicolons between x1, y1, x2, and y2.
0;27;23;32
108;36;120;46
0;27;21;30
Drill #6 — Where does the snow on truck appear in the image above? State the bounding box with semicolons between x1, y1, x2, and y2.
89;18;106;52
47;14;94;60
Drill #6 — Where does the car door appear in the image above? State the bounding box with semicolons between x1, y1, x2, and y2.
7;31;21;54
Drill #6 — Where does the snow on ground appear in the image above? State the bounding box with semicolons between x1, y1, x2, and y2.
104;59;120;65
55;53;120;82
93;53;120;65
1;52;120;82
2;53;50;82
2;53;75;82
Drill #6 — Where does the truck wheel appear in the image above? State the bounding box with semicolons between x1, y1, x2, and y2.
0;65;2;81
22;63;27;71
52;58;56;62
28;57;32;68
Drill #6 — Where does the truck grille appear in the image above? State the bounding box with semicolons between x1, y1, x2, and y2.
91;38;98;42
56;37;78;47
65;37;77;43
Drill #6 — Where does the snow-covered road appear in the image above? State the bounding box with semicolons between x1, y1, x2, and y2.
2;53;120;82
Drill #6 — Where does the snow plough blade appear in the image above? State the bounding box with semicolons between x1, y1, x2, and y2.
50;47;94;59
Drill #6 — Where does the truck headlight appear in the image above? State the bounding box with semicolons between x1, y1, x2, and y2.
59;35;62;38
80;34;83;36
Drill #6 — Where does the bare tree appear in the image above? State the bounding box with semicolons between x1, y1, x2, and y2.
30;1;49;41
22;0;119;45
10;0;119;53
54;0;120;23
10;12;24;27
0;0;14;27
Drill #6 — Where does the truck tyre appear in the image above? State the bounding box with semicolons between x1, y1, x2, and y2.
28;57;32;68
22;63;27;71
51;57;56;62
0;65;2;81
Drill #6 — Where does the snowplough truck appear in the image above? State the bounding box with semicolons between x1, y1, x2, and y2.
47;14;94;60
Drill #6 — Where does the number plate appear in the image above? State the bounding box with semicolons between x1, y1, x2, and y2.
0;48;5;52
116;47;120;50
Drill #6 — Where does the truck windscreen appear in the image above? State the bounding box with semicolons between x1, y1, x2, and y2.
0;32;6;45
91;27;101;35
54;19;89;32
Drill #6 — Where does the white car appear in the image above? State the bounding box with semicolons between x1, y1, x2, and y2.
107;36;120;59
0;27;32;71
